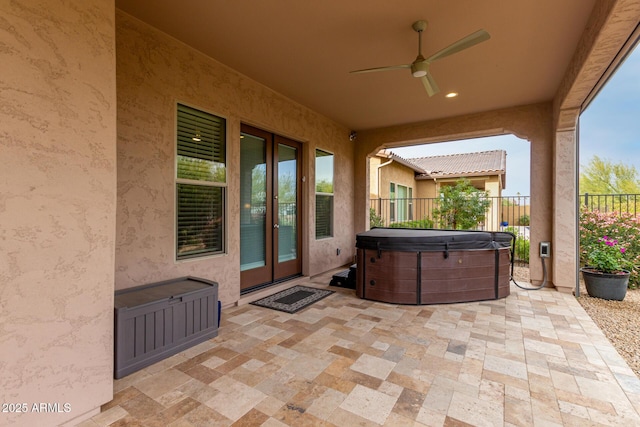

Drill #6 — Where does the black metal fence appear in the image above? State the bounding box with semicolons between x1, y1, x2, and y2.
370;195;531;263
368;193;640;266
370;195;530;231
581;193;640;215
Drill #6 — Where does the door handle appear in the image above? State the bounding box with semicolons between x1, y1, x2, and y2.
274;224;279;229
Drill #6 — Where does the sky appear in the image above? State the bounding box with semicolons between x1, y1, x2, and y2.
392;43;640;197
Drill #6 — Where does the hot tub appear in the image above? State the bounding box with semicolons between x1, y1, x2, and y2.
355;228;515;305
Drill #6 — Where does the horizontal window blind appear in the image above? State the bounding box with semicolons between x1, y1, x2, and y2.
176;104;227;260
316;194;333;239
177;103;226;182
176;184;224;259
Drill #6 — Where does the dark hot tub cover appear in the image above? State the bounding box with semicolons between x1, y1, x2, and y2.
356;228;514;252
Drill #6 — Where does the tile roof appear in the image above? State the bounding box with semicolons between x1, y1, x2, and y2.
408;150;506;178
377;149;427;174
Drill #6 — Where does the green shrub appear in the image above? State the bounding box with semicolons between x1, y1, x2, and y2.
389;218;434;229
515;237;530;264
433;179;491;229
518;214;530;226
504;226;530;263
369;208;384;228
580;208;640;289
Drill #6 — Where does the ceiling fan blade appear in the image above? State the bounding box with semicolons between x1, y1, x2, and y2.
350;64;411;74
421;72;440;97
426;29;490;63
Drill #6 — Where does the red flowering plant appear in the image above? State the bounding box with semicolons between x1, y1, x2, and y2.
580;207;640;288
585;236;629;274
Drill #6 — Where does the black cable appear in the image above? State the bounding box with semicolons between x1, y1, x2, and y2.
512;256;547;290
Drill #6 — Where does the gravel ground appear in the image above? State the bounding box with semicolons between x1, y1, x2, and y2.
513;266;640;378
576;283;640;378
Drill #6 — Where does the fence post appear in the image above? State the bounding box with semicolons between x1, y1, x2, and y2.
584;193;588;209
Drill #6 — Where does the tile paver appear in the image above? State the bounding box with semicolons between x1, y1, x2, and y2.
90;271;640;426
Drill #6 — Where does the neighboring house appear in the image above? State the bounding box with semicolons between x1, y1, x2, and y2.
2;2;638;426
370;149;506;228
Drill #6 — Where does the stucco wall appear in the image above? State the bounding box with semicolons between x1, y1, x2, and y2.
115;12;354;304
0;1;117;426
377;161;416;199
416;180;437;199
369;156;382;199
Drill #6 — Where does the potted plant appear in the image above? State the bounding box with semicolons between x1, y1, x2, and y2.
581;235;630;300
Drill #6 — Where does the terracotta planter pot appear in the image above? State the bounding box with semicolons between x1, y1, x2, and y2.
580;268;629;301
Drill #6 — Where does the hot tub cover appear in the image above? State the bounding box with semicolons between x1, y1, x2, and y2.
356;228;514;252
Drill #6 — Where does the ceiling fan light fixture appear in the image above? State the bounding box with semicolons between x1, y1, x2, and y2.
411;62;428;78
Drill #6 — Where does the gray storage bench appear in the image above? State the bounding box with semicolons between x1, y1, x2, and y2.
114;276;219;379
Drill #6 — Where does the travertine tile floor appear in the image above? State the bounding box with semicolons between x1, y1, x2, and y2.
83;271;640;426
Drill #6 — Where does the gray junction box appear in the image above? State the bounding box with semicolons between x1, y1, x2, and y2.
114;276;219;379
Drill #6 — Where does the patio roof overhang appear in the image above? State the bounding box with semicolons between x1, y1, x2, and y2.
116;0;627;132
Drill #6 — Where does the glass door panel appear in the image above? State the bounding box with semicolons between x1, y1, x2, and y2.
240;128;273;290
277;144;298;264
273;136;301;281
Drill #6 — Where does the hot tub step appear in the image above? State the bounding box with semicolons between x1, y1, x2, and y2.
330;267;356;289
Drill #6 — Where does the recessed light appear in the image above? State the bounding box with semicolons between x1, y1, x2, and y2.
445;92;458;98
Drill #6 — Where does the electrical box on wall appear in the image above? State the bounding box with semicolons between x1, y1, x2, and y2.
540;242;551;258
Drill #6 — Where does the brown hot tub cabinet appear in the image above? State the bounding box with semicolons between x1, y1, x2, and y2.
114;276;219;379
356;228;515;305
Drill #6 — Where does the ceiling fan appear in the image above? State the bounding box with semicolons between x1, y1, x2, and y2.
350;20;490;96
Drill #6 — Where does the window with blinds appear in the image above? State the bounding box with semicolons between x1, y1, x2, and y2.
176;104;226;260
390;183;396;222
315;149;334;239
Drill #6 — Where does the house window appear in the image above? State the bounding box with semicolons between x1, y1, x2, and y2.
315;149;334;239
390;183;412;222
397;184;408;222
176;103;226;260
408;187;414;220
389;183;396;222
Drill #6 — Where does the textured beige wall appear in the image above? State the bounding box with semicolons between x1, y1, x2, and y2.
377;162;415;199
484;176;501;197
416;180;437;199
115;12;353;304
0;1;116;426
369;157;381;199
552;130;578;292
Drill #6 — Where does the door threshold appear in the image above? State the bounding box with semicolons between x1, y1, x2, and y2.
238;275;308;306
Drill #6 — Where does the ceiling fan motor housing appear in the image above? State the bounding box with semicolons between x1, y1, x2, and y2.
411;59;428;77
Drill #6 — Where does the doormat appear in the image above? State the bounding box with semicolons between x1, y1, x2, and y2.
250;285;334;314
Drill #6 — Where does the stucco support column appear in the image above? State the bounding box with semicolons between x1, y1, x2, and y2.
552;109;580;293
354;142;371;234
527;108;554;289
548;1;640;293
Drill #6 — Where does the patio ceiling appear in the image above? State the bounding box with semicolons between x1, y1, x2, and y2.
117;0;597;131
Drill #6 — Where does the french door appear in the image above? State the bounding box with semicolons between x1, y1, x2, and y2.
240;124;302;292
